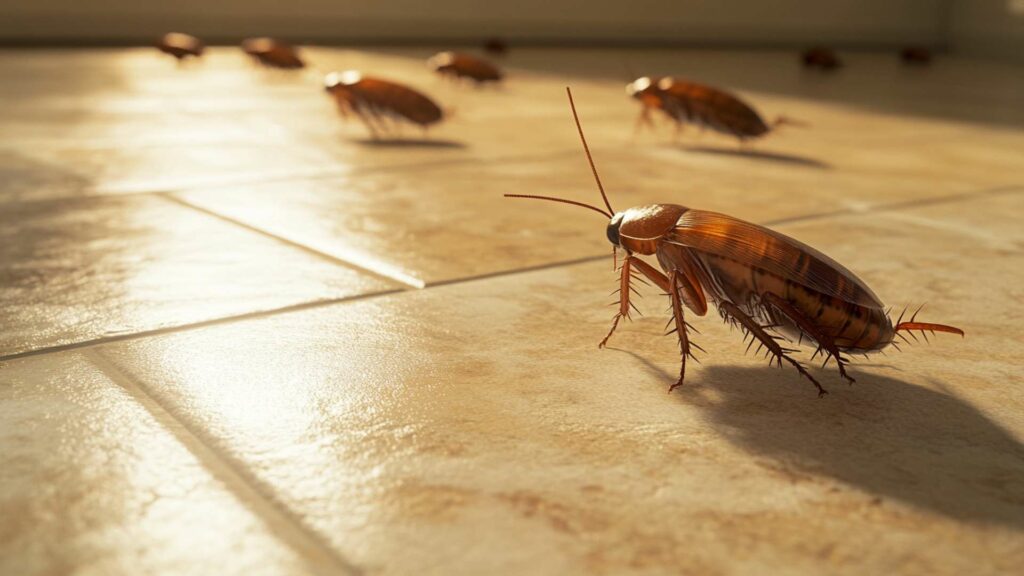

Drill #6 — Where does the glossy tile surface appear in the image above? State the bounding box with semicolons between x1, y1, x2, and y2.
2;45;1023;575
174;152;991;287
0;194;394;357
0;352;316;576
94;191;1024;575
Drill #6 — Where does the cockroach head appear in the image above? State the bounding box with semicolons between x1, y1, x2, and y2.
626;76;657;99
427;51;457;73
606;212;624;246
324;71;362;92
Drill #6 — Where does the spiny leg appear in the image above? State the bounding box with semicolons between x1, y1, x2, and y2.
672;119;684;144
666;270;703;392
354;109;381;139
761;293;855;384
634;106;655;136
719;301;828;397
599;256;645;348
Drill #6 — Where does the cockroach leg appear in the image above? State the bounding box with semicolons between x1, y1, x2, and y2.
354;110;380;139
667;270;701;392
672;121;684;144
761;293;855;384
599;256;637;348
629;258;670;293
599;255;664;349
719;301;828;397
634;107;655;135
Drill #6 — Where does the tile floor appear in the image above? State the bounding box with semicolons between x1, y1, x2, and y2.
1;46;1022;575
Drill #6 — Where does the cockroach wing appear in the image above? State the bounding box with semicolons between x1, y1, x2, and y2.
667;210;883;308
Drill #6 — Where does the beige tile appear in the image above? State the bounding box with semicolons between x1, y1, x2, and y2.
7;144;333;201
174;149;985;287
94;192;1023;575
3;45;1023;576
0;194;394;357
0;351;319;576
6;47;1021;205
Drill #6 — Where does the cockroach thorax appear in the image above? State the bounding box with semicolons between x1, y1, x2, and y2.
616;204;688;255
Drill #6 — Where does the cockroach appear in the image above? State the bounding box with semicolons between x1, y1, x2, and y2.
428;51;503;84
628;76;794;142
483;38;508;57
901;46;933;65
157;32;204;61
241;37;305;69
506;88;964;397
801;47;842;70
324;71;444;138
429;51;502;84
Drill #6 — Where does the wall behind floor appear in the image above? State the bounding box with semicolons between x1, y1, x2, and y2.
0;1;944;47
948;0;1024;62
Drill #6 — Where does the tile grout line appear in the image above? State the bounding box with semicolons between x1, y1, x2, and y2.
82;348;362;576
426;253;610;288
157;193;425;289
2;147;592;211
0;291;403;363
760;184;1023;228
1;182;1018;364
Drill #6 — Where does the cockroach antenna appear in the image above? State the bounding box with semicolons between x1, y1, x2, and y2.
566;87;614;215
502;194;610;218
503;88;615;219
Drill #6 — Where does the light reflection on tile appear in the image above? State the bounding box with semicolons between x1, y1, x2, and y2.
2;44;1024;575
0;351;313;576
97;194;1024;574
175;150;979;287
0;194;394;356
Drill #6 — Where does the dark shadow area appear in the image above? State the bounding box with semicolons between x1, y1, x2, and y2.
680;145;832;169
672;361;1023;527
608;347;1024;528
353;138;466;149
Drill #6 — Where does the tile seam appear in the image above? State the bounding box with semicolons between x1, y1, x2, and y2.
1;183;1018;363
82;347;363;576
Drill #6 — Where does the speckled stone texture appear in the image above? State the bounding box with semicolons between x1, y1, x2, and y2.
1;47;1022;575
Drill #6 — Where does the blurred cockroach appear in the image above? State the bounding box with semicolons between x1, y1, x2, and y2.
801;47;842;70
157;32;204;61
428;52;503;84
483;38;509;57
901;46;933;65
506;88;964;397
241;37;305;69
324;71;444;137
628;76;795;142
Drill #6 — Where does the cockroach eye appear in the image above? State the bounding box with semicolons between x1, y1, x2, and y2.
606;213;624;246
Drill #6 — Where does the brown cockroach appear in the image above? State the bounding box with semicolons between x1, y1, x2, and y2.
628;76;794;142
483;38;509;57
428;51;504;84
901;46;933;65
801;47;842;70
157;32;204;61
324;71;444;138
241;37;305;69
506;88;963;397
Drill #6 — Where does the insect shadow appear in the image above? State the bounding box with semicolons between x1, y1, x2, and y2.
680;145;831;170
353;138;466;149
610;348;1024;528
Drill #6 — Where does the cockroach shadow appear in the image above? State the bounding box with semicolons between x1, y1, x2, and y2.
680;145;831;170
616;348;1024;528
353;138;466;149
